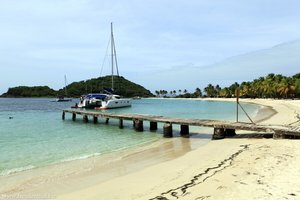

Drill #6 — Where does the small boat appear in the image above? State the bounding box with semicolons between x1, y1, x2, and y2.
56;96;72;102
56;75;72;102
132;96;142;100
75;23;131;109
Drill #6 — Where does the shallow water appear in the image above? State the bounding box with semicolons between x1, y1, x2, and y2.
0;98;259;176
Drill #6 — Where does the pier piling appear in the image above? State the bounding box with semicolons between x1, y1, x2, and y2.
83;115;88;123
134;120;143;131
163;123;173;138
212;128;225;140
225;129;236;137
150;121;158;131
72;113;76;121
119;119;124;129
93;116;98;124
134;119;143;132
180;124;189;137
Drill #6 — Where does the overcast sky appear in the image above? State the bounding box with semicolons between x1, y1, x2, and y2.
1;0;300;94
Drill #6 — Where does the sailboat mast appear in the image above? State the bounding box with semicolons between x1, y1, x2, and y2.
64;75;67;96
111;22;114;91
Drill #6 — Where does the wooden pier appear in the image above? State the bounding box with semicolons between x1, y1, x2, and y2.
62;109;300;139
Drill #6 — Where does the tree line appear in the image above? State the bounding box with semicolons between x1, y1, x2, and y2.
155;73;300;99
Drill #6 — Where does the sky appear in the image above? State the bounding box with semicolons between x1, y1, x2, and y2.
1;0;300;94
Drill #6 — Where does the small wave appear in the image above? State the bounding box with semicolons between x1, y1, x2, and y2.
0;165;35;176
60;152;103;162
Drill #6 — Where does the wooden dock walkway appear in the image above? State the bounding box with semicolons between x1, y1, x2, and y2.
62;109;300;139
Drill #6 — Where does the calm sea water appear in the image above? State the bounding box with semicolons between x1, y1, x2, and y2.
0;98;259;176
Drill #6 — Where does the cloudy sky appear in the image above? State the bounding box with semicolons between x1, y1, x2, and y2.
0;0;300;94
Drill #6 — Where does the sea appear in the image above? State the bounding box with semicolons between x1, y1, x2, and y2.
0;98;260;176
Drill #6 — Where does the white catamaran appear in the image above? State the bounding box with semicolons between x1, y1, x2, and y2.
76;23;132;109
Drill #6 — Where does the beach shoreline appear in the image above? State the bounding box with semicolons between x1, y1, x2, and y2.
1;98;299;199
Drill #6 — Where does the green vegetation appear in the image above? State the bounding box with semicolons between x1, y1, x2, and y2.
156;73;300;99
59;76;153;97
1;86;56;97
1;76;153;98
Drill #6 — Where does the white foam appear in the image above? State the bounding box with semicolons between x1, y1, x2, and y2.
60;152;102;162
0;165;35;176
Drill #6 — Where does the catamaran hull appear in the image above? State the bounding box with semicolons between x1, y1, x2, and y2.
77;99;102;109
95;99;132;110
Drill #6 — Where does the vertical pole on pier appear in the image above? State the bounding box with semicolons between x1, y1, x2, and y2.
83;115;88;123
72;113;76;121
62;111;65;120
119;119;124;129
93;116;98;124
163;123;173;138
150;121;158;131
236;87;240;122
180;124;189;138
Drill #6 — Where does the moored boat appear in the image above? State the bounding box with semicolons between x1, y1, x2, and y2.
75;22;132;109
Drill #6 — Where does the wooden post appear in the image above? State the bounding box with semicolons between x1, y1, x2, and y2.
150;121;158;131
62;111;65;120
236;88;240;122
212;128;225;140
72;113;76;121
93;116;98;124
163;123;173;138
106;118;109;124
225;129;236;137
134;120;143;132
180;124;189;138
83;115;88;123
119;119;124;129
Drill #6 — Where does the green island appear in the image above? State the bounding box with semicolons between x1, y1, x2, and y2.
1;76;153;98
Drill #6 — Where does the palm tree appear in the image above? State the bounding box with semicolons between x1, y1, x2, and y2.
173;90;176;97
194;87;202;97
155;90;159;97
204;84;216;97
277;78;295;98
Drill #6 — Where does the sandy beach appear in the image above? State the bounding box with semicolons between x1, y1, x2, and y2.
1;98;300;200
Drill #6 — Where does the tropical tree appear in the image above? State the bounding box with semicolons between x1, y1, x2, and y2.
204;84;216;97
194;87;202;97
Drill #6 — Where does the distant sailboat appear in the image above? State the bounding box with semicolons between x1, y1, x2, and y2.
56;75;72;102
76;23;131;109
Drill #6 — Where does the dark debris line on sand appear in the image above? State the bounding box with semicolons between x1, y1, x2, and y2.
149;144;250;200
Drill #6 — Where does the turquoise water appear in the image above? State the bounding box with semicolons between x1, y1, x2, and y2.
0;98;259;176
